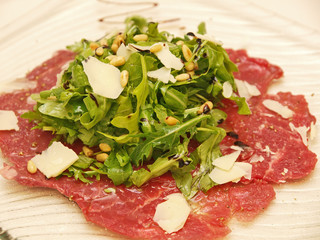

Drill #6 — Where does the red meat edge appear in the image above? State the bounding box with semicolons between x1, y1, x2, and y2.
0;49;317;240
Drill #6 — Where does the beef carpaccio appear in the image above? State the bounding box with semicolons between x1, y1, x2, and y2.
0;47;317;240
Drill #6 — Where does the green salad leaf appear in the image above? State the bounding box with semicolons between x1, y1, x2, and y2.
22;16;250;197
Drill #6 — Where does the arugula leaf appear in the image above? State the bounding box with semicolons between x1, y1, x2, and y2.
197;22;207;35
22;16;251;197
130;114;210;166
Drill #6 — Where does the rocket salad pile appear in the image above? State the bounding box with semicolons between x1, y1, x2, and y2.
23;16;250;199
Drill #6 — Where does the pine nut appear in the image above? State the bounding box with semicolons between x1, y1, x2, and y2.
96;153;109;162
197;101;214;114
110;56;126;67
27;160;37;174
90;42;99;51
99;38;108;47
188;70;195;77
83;146;94;157
99;143;112;152
150;43;163;53
165;116;180;126
133;34;148;42
176;40;184;46
120;70;129;88
106;55;117;61
47;95;57;100
111;43;119;53
185;61;195;71
182;44;192;61
95;47;104;56
114;34;125;45
175;73;190;82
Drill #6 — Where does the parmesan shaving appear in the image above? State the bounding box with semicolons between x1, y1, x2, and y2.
209;162;252;184
212;150;241;171
309;122;316;142
117;43;133;60
249;154;265;163
289;122;309;146
147;67;176;84
0;78;37;94
262;99;294;119
0;110;19;131
128;42;184;70
230;145;244;151
153;193;191;234
222;81;233;98
244;81;261;96
235;79;261;99
154;43;183;70
82;56;123;99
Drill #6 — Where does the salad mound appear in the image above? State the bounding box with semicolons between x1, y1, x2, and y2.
23;16;250;198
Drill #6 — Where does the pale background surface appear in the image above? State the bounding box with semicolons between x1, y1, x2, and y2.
0;1;319;240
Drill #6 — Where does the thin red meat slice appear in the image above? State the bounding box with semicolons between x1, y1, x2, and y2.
222;93;317;183
3;165;274;240
226;49;283;95
1;49;312;240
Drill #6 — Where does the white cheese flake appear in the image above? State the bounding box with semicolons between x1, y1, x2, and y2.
194;33;223;45
117;43;133;61
147;67;176;84
262;99;294;119
128;43;184;70
209;162;252;184
244;81;261;97
0;110;19;131
0;78;37;94
289;122;309;146
235;79;250;99
153;193;191;234
31;141;79;178
222;81;233;98
235;79;260;100
309;122;316;142
230;145;244;151
154;43;183;70
82;56;123;99
212;150;241;171
249;154;265;163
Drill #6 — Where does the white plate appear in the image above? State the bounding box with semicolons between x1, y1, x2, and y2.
0;0;319;239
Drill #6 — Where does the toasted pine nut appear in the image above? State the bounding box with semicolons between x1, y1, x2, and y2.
176;40;184;46
175;73;190;82
111;43;119;53
150;43;163;53
95;47;104;56
120;70;129;88
188;70;195;77
194;62;199;70
99;38;108;47
90;42;99;51
182;44;192;61
96;153;109;162
133;34;148;42
197;101;214;114
27;160;37;174
165;116;180;126
185;61;195;71
83;146;94;157
106;55;117;61
47;95;57;100
99;143;112;152
110;56;126;67
114;34;125;45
